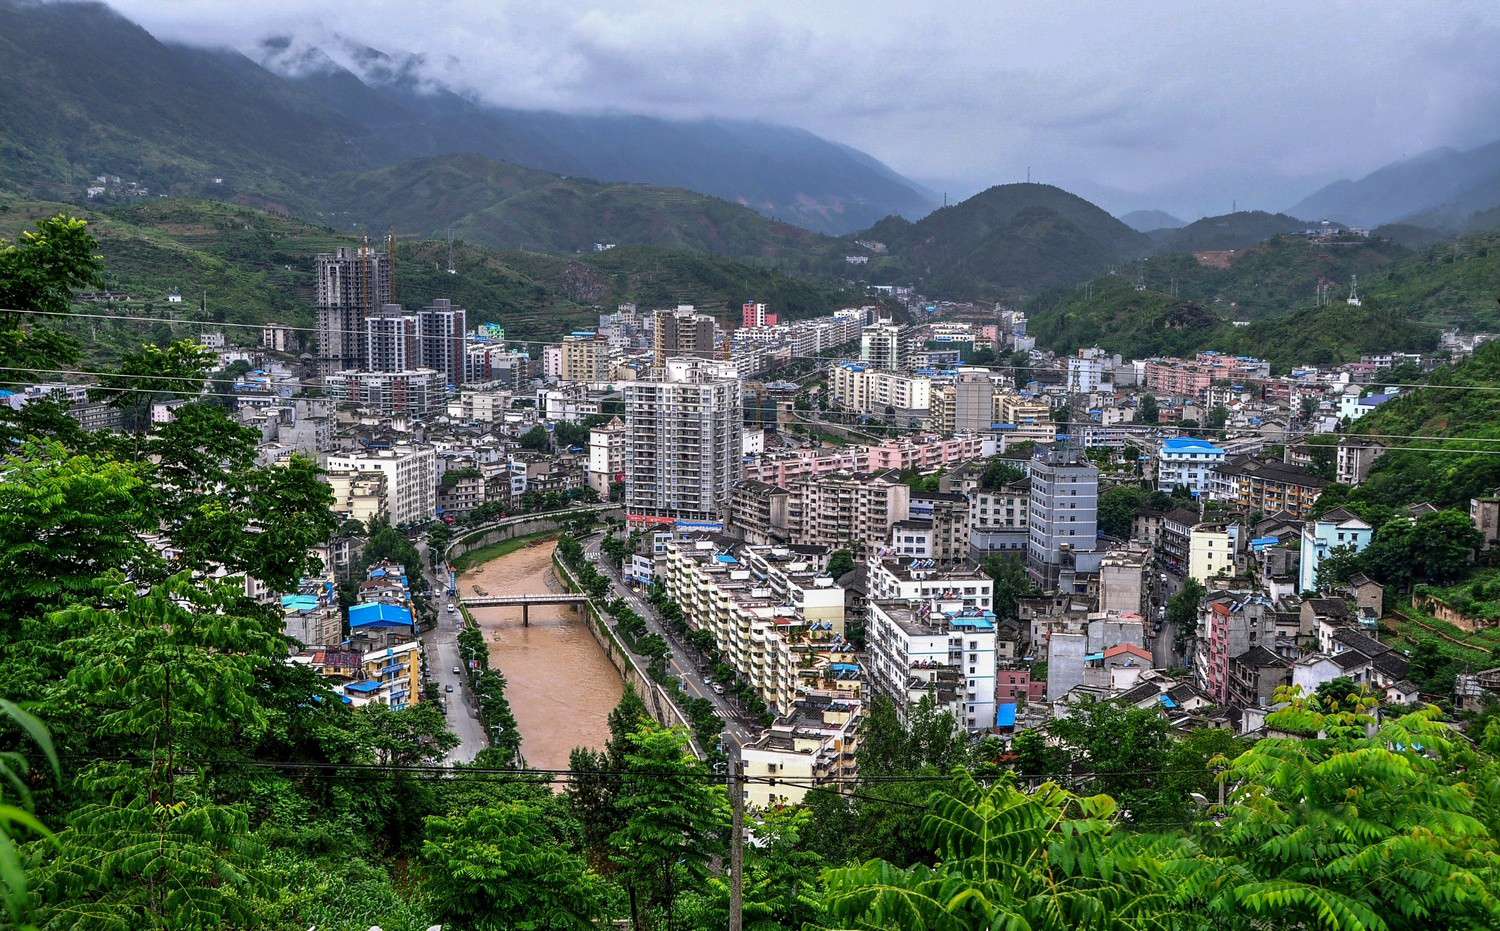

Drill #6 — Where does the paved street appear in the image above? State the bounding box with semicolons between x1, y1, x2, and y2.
584;534;755;751
415;537;487;763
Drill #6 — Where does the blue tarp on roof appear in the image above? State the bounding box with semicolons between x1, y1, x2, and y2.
348;603;413;628
281;594;320;612
344;680;381;694
831;663;859;672
1158;694;1177;709
996;703;1017;728
1250;536;1281;547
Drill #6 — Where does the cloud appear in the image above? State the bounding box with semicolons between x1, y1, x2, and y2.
107;0;1500;215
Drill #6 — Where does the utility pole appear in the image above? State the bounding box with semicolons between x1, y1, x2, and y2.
728;756;744;931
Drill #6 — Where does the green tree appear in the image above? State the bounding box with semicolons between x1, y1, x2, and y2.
0;214;100;376
820;770;1203;930
0;701;58;928
1314;543;1362;592
0;441;156;628
977;457;1025;491
1363;508;1483;589
1211;691;1500;930
1047;699;1180;824
827;548;857;580
1137;393;1159;424
1206;404;1230;431
96;340;216;432
517;425;551;452
1098;485;1145;539
981;552;1032;620
610;725;729;931
421;802;603;931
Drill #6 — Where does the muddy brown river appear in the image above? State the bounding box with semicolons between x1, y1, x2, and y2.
460;537;623;771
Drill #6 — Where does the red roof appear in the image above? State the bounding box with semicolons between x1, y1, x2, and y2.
1103;644;1152;661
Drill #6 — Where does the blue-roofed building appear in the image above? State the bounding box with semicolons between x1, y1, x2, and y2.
1156;436;1226;498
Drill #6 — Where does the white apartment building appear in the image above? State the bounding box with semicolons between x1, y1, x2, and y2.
829;363;932;421
866;599;998;730
625;358;743;523
322;369;445;416
325;470;389;525
1066;351;1105;394
969;481;1030;556
866;558;994;612
860;319;908;371
663;541;858;716
324;445;436;527
587;416;626;496
1157;437;1226;498
740;692;861;808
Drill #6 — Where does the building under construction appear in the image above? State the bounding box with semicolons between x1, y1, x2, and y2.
315;239;394;375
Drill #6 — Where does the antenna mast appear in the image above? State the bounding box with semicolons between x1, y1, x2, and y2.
447;228;456;274
1346;275;1361;306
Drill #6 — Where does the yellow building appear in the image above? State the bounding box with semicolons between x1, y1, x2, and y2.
740;691;862;808
1188;523;1238;585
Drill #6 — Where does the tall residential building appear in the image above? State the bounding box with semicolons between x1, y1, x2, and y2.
1026;446;1100;590
653;305;717;368
324;445;436;528
786;470;911;553
741;301;777;328
625;358;742;523
316;244;393;375
860;319;908;372
586;416;627;496
417;299;467;388
866;598;998;730
561;332;611;383
953;373;997;433
364;304;419;372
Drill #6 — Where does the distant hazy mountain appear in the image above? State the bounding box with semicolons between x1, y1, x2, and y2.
1288;139;1500;230
1149;211;1311;253
1119;209;1184;232
0;0;934;237
318;153;826;262
853;183;1151;298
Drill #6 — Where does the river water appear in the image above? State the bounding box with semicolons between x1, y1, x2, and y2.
460;538;623;771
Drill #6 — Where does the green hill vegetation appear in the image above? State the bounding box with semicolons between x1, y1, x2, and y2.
321;153;829;263
1025;229;1500;367
852;183;1150;298
0;197;853;346
1149;210;1311;252
1328;340;1500;511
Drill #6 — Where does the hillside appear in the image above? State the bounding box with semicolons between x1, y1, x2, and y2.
1134;234;1409;320
1289;139;1500;230
1022;276;1228;359
0;0;933;236
1359;232;1500;330
319;154;827;263
1149;211;1312;253
852;183;1150;298
1024;231;1449;367
1119;209;1184;232
1337;341;1500;510
0;197;852;346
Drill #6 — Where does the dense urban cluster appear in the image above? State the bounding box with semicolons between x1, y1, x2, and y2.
6;206;1500;931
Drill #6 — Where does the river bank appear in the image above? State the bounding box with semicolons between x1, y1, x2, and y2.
459;537;623;770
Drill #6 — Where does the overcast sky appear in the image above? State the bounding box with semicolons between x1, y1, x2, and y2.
112;0;1500;218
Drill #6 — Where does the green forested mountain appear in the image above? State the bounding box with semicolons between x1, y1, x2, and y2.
851;183;1151;298
1330;340;1500;511
0;197;852;344
0;0;932;237
1025;228;1500;366
1148;210;1313;253
318;154;830;263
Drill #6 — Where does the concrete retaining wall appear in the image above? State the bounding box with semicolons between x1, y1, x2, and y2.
551;553;703;756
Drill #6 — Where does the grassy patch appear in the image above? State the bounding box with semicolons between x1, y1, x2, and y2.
451;530;558;571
